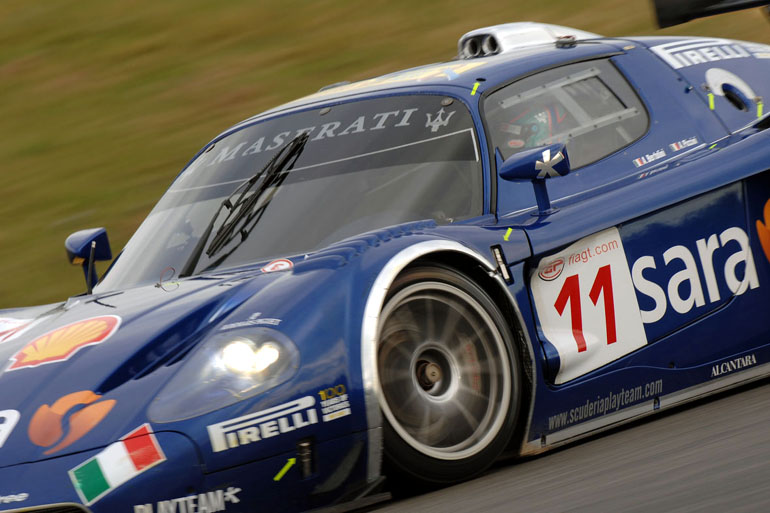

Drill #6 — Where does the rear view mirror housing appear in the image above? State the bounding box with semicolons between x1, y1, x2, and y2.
65;228;112;293
496;143;571;215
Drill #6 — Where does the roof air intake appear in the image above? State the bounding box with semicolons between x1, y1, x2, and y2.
457;22;601;59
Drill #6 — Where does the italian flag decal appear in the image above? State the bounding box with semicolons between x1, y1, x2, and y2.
69;424;166;505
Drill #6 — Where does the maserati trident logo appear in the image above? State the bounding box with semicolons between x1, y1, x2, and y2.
425;108;455;133
535;148;565;179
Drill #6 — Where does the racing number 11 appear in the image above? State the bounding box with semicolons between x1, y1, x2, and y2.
553;264;617;352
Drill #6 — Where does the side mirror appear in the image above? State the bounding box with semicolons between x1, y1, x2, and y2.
65;228;112;293
496;143;570;216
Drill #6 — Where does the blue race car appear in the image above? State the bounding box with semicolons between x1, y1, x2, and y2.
1;1;770;511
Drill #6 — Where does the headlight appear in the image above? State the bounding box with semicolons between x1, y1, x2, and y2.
148;327;300;423
220;339;281;374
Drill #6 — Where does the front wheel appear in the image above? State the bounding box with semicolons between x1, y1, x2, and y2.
377;265;521;484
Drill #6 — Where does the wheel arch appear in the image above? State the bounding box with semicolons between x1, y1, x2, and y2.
360;241;535;484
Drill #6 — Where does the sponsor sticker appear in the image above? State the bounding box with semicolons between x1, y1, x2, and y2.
756;199;770;264
261;259;293;274
208;391;350;454
208;397;318;453
133;487;241;513
651;38;764;69
538;258;564;281
632;148;666;168
318;384;351;422
669;136;699;152
7;315;121;371
220;312;281;331
69;424;166;506
533;222;761;385
547;379;663;431
531;228;648;384
29;390;116;455
630;225;758;324
744;42;770;59
0;493;28;505
710;354;757;378
0;410;20;449
637;167;666;180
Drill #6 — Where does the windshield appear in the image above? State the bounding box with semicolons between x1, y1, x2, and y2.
96;94;483;292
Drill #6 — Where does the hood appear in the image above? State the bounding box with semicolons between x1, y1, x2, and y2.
0;218;523;470
0;269;287;468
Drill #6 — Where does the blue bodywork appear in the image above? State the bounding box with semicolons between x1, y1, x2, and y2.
0;30;769;513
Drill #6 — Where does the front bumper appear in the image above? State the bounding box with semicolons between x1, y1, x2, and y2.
0;431;202;513
0;430;374;513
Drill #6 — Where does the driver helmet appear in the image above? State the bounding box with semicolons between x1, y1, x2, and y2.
499;101;569;150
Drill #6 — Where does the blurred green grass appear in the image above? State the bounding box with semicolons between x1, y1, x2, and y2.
1;0;768;308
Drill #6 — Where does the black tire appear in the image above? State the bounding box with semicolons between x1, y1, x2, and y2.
377;265;521;485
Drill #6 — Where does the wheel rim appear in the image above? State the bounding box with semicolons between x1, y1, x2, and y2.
377;281;511;460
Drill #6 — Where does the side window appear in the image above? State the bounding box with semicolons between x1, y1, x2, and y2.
484;60;648;169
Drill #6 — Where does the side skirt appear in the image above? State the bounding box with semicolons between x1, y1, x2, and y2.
521;361;770;455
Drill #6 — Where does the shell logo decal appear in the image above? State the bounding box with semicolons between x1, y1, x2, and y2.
7;316;121;371
28;390;116;455
757;199;770;265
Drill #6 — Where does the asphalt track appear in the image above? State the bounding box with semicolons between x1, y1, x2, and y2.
370;378;770;513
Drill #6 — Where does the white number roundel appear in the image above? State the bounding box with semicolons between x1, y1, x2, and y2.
530;227;648;384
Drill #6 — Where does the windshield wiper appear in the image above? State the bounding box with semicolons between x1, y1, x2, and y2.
179;132;309;277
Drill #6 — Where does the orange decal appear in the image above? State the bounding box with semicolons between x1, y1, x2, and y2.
7;316;120;371
28;390;116;455
757;199;770;265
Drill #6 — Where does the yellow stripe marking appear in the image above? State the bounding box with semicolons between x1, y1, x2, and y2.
471;82;480;96
758;101;764;118
708;93;715;110
504;228;513;241
273;458;296;481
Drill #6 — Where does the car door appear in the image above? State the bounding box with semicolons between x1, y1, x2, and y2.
486;45;769;386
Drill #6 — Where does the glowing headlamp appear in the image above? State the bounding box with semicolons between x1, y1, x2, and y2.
149;327;299;423
221;339;281;374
